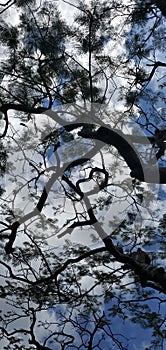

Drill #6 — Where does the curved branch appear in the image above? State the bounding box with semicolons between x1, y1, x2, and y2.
79;126;145;178
78;126;166;184
4;139;102;253
3;123;166;254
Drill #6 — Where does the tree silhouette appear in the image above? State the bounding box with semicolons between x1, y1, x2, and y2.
0;1;166;349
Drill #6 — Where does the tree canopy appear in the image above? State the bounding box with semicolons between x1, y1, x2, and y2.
0;1;166;349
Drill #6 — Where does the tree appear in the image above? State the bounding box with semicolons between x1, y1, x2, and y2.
0;1;166;349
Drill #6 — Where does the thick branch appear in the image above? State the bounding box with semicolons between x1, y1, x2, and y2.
64;183;166;293
103;236;166;293
79;126;166;184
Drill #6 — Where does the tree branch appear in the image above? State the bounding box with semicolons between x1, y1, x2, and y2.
152;0;166;16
